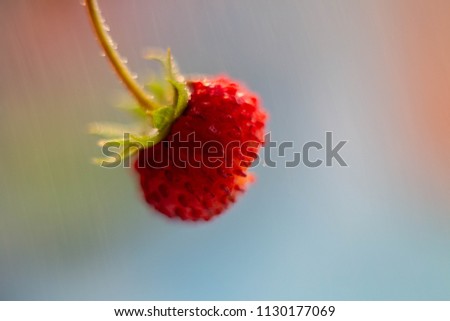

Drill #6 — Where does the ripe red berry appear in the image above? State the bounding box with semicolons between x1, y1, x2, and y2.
134;77;267;220
86;0;268;221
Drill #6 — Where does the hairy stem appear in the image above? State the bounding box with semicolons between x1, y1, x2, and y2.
85;0;156;110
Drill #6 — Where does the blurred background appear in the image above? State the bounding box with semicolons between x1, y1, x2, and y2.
1;0;449;300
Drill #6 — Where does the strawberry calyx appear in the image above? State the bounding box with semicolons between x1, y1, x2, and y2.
86;0;189;165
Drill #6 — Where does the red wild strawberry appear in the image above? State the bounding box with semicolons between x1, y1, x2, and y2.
135;77;266;220
86;0;268;221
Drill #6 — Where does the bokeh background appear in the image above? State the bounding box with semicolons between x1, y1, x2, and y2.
1;0;449;300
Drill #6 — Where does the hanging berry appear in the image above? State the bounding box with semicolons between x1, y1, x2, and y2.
86;0;268;221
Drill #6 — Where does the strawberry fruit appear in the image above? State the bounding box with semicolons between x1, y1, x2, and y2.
86;0;267;221
135;77;266;220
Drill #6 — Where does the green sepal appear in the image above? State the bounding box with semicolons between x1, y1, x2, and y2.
143;48;190;123
145;48;189;118
92;129;163;166
145;48;178;77
151;106;174;130
169;79;189;118
145;79;171;105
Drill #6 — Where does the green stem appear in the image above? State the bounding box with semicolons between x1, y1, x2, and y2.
86;0;157;110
